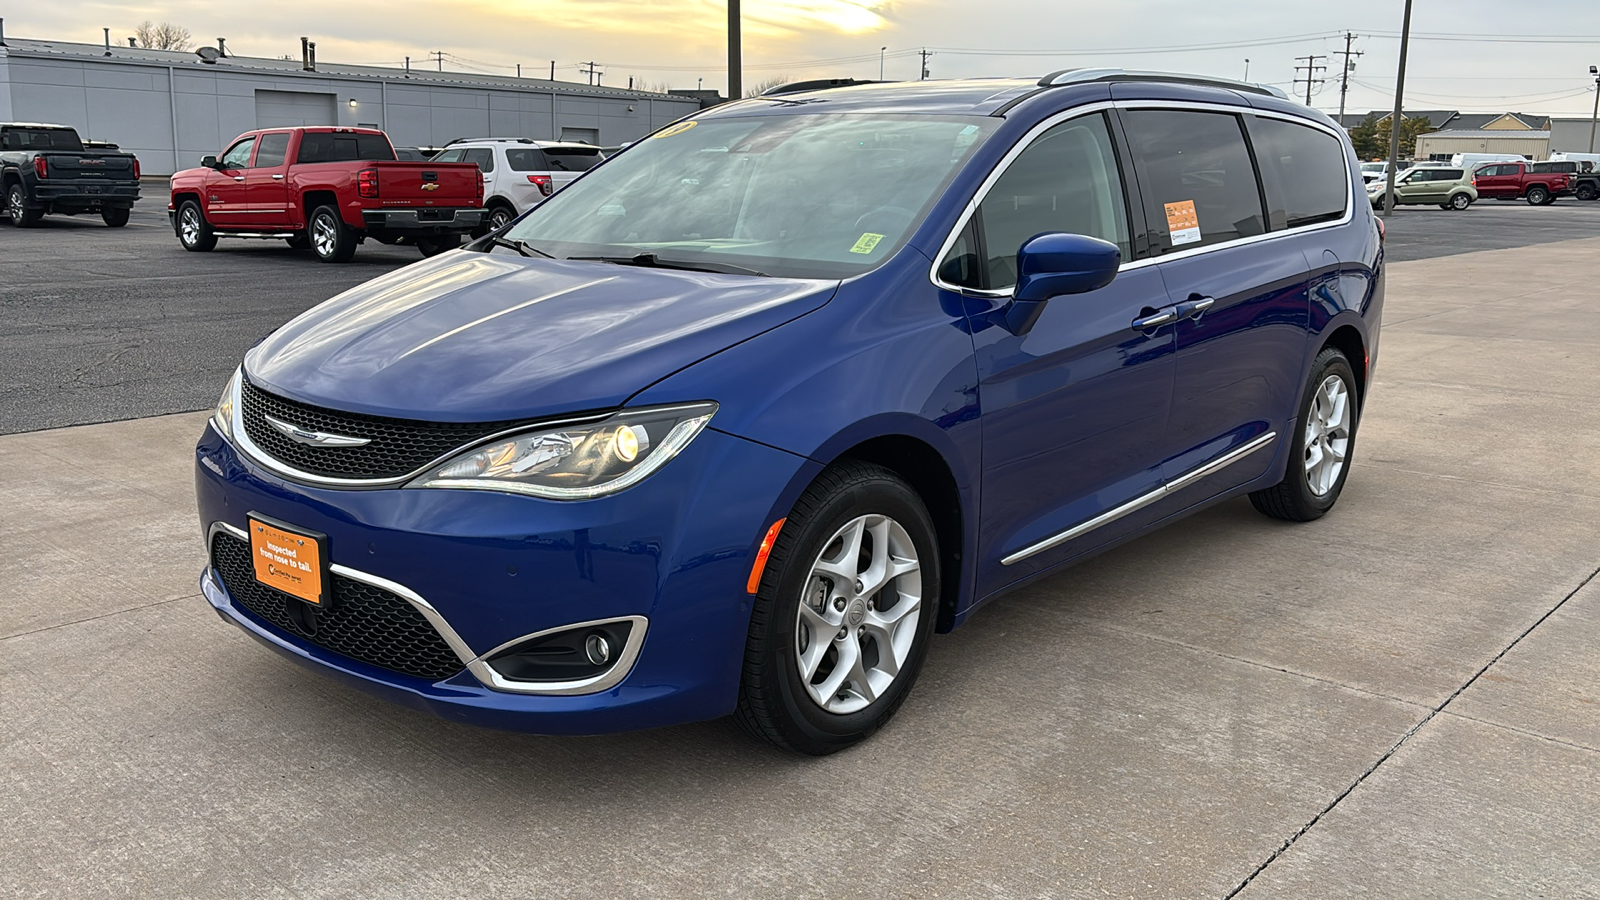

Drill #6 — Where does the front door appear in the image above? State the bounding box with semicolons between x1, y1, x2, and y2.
240;131;292;228
937;111;1177;591
205;136;257;227
1474;163;1516;199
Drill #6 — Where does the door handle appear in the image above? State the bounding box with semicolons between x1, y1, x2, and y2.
1131;308;1179;330
1175;296;1215;321
233;176;245;182
271;174;284;180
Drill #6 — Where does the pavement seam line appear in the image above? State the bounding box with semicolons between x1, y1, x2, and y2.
1348;461;1600;502
1220;560;1600;899
0;594;198;644
1434;710;1600;756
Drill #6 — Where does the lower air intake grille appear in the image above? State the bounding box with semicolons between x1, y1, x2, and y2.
210;530;465;682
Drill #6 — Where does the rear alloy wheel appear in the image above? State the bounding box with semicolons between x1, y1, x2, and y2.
309;205;357;263
1525;186;1549;206
101;207;130;227
736;461;939;755
1448;192;1471;210
176;200;216;251
1250;347;1359;522
487;204;516;231
1575;183;1598;202
7;184;42;227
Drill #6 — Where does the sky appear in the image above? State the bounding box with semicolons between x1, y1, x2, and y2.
12;0;1600;117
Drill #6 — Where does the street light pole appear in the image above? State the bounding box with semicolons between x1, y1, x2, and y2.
1383;0;1414;217
880;46;887;81
728;0;741;101
1243;59;1250;81
1588;65;1598;154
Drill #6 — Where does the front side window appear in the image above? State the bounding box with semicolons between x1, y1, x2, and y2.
1248;117;1349;230
220;137;257;170
505;114;999;279
1121;109;1267;252
939;112;1131;291
253;133;291;168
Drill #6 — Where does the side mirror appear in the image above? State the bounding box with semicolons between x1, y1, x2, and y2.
999;233;1121;334
200;155;218;169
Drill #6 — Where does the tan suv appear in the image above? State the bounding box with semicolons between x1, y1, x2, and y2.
1368;166;1477;210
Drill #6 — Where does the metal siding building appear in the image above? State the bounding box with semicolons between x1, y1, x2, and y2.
1414;129;1551;161
0;36;700;174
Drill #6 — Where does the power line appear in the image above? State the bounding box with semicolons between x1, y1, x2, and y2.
1294;54;1327;106
578;61;603;86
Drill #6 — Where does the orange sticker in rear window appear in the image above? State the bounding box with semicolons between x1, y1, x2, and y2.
1164;200;1201;246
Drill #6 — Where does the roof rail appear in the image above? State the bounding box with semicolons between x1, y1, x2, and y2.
1037;68;1290;100
762;78;881;97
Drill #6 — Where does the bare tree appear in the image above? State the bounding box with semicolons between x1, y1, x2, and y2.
744;76;790;98
634;79;676;95
133;21;193;52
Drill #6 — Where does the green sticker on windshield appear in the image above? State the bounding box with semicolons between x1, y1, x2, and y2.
850;233;885;254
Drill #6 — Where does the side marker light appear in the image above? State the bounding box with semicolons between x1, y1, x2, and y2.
746;518;787;595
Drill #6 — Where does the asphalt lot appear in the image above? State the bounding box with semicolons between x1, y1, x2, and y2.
2;193;1597;435
2;202;1599;894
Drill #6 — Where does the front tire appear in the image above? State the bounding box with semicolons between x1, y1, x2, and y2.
175;200;216;251
736;461;940;755
1250;347;1359;522
1525;186;1549;206
308;205;357;263
7;184;42;227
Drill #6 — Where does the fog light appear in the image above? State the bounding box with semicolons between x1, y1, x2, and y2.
585;633;612;665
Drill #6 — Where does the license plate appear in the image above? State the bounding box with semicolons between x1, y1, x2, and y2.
248;514;329;607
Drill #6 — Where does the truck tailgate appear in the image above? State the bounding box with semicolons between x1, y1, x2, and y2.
43;152;138;181
369;161;480;207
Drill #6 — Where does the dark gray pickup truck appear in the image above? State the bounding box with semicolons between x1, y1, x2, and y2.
1;123;141;227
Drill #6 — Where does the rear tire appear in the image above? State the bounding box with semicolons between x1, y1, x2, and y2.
1250;348;1359;522
416;235;462;257
1448;192;1471;210
308;205;357;263
735;461;940;755
1525;186;1549;206
175;200;216;251
101;207;130;227
7;184;42;227
1575;183;1598;202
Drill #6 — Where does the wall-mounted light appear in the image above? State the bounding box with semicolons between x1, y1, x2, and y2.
348;99;358;108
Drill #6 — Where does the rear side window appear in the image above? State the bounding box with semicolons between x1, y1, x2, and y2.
1121;110;1267;252
253;133;291;168
543;148;603;172
462;148;495;173
504;148;548;171
296;132;396;163
1247;117;1349;230
2;128;85;151
431;149;464;163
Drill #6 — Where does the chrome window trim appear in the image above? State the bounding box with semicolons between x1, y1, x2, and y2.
928;99;1358;296
208;521;649;696
999;430;1278;566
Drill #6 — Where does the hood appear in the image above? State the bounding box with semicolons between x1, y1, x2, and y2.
246;252;837;422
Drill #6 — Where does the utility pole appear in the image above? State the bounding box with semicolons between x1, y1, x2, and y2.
1336;33;1364;122
431;50;444;72
728;0;742;100
918;48;933;80
579;62;603;86
880;46;887;81
1384;0;1415;216
1293;54;1327;107
1588;64;1598;153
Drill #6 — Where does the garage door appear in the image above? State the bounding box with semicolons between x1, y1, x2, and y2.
255;90;338;128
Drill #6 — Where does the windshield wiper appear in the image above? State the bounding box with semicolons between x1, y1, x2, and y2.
566;253;767;277
483;236;553;258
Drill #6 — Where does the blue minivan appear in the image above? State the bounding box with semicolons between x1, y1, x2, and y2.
197;71;1382;754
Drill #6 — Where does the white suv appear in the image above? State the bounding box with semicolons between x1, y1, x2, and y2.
431;139;606;231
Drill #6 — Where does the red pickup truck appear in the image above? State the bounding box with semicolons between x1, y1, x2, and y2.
1471;160;1571;205
168;127;485;262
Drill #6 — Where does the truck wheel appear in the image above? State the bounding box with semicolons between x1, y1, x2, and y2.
308;205;357;263
416;235;461;257
1448;193;1471;210
1525;186;1549;206
7;184;42;227
102;207;130;228
1576;184;1598;202
176;200;216;251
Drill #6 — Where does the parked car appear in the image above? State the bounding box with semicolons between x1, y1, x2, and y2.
1471;160;1571;205
1528;161;1599;201
1369;165;1476;209
1359;161;1389;184
431;138;606;231
167;127;486;262
0;122;140;227
393;147;429;161
195;71;1381;754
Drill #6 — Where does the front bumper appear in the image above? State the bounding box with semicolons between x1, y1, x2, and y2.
194;419;807;734
360;207;486;234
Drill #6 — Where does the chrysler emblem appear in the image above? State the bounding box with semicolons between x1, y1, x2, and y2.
263;414;371;448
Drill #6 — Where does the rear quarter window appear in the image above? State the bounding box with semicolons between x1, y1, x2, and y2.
543;148;603;172
1120;109;1267;253
1247;117;1349;229
504;148;548;171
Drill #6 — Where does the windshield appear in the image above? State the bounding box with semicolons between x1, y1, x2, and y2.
504;114;998;279
1360;163;1385;173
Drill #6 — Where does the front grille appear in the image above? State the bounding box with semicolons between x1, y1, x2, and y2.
210;531;465;681
239;377;532;480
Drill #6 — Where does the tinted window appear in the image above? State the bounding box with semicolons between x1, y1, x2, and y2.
2;128;85;151
253;132;291;168
431;149;465;163
946;113;1130;290
505;148;548;171
544;147;604;171
295;132;396;164
462;148;495;173
1121;110;1266;252
1248;117;1348;229
220;137;256;169
394;148;426;161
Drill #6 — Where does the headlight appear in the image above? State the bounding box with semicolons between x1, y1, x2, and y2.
213;367;241;442
408;402;717;499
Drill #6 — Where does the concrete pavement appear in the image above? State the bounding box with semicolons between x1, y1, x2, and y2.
2;237;1598;898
